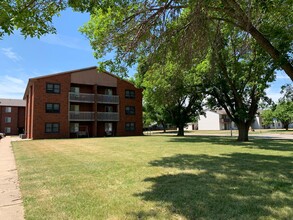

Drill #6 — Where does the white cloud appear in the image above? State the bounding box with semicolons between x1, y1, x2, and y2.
1;48;22;62
5;75;24;84
265;87;281;103
40;34;92;52
276;72;290;80
0;75;26;99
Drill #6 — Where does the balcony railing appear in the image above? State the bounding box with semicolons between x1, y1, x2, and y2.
69;111;95;121
96;94;119;104
97;112;119;121
69;92;95;103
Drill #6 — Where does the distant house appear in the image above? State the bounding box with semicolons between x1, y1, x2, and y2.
0;98;26;135
185;122;198;131
198;110;266;130
198;110;237;130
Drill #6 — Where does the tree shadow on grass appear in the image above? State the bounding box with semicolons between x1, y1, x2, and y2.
168;136;293;152
134;153;293;219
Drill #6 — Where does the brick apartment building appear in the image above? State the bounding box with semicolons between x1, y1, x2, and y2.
23;67;143;139
0;98;26;135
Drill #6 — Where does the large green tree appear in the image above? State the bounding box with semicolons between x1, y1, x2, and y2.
274;84;293;130
274;102;293;130
261;109;274;128
201;24;275;141
78;0;293;80
0;0;67;39
139;55;204;136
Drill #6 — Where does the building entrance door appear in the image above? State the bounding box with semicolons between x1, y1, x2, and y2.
105;123;113;136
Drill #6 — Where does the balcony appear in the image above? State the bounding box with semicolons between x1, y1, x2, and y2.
97;112;119;121
69;111;95;121
96;94;119;104
69;92;95;103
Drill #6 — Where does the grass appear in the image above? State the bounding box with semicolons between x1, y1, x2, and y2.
13;136;293;220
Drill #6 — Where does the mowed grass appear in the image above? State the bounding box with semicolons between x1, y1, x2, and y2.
13;136;293;220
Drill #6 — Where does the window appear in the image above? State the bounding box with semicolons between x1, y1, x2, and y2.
70;105;79;112
125;90;135;99
46;83;60;94
105;106;113;112
45;123;60;133
4;127;11;134
70;87;80;93
5;107;12;113
70;123;79;133
125;122;135;131
5;117;11;123
105;123;113;136
125;106;135;115
46;103;60;113
105;88;113;95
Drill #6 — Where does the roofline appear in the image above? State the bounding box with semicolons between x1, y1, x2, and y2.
29;66;97;81
23;66;141;99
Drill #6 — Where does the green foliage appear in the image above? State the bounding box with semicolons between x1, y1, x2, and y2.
274;101;293;130
138;53;204;135
0;0;66;39
261;109;274;126
279;83;293;102
261;84;293;130
77;0;293;79
201;24;275;141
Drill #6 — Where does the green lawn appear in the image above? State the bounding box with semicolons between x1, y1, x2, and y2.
13;136;293;220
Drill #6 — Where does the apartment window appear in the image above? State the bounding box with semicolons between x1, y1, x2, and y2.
70;105;80;112
125;90;135;99
125;106;135;115
125;122;135;131
5;117;11;123
70;87;80;93
4;127;11;134
5;107;12;113
46;103;60;113
105;88;113;95
105;106;113;112
46;83;60;94
45;123;60;133
70;123;79;133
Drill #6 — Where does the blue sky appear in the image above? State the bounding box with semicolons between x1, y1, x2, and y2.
0;9;291;101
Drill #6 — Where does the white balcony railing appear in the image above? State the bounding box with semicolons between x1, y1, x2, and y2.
69;111;95;121
96;94;119;104
69;92;95;103
97;112;119;121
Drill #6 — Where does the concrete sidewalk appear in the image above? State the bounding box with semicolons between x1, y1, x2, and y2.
0;136;24;220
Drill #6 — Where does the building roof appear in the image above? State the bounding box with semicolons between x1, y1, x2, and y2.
0;98;26;107
23;66;139;99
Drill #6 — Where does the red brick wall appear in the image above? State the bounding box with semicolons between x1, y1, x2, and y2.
31;74;71;139
18;107;25;128
0;106;24;135
116;80;143;136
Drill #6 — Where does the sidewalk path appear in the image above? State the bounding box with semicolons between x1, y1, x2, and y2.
0;136;25;220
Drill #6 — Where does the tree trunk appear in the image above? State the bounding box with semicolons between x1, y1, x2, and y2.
177;125;184;136
284;123;289;130
162;122;166;133
237;123;249;142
